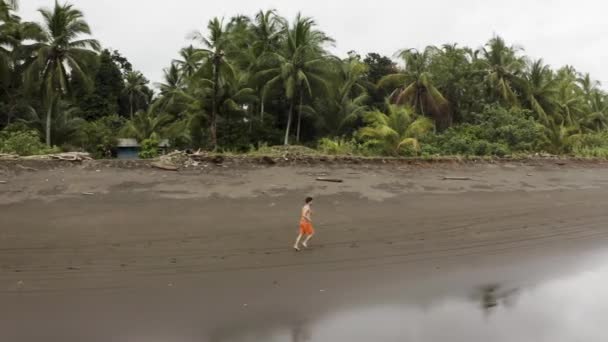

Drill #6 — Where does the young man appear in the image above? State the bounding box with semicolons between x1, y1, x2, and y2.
294;197;314;251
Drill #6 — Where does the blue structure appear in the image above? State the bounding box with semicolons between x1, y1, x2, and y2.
116;139;170;159
116;139;140;159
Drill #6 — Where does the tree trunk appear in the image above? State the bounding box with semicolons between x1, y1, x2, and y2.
296;89;304;143
129;94;134;120
45;100;53;146
260;99;265;124
210;61;219;150
283;100;294;146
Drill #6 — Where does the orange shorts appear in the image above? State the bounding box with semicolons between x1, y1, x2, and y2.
299;220;314;235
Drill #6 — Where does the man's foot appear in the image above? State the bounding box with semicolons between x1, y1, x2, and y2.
302;242;308;249
294;246;300;252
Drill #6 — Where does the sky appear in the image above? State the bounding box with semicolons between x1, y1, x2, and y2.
19;0;608;87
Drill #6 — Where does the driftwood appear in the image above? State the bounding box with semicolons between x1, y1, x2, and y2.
0;180;6;184
151;162;178;171
316;177;343;183
442;176;472;181
81;192;95;196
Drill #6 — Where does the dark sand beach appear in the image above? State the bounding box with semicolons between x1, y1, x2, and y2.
2;160;608;341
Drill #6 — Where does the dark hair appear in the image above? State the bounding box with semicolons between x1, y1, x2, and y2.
305;197;313;204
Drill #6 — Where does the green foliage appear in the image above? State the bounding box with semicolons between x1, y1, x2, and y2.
358;104;435;156
3;3;608;158
427;105;543;156
139;137;159;159
80;115;125;158
318;137;370;156
0;128;59;155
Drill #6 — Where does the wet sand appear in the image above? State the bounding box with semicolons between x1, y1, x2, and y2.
1;161;608;341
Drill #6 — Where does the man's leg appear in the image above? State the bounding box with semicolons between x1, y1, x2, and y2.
302;233;314;248
294;233;303;250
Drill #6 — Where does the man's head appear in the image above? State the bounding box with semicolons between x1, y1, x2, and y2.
305;197;313;205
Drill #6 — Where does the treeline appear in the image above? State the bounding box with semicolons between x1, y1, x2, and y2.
2;0;608;158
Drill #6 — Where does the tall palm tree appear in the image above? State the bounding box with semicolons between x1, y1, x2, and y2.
521;59;559;125
27;1;100;145
174;45;202;80
477;36;526;105
191;17;235;149
554;66;585;126
0;0;17;20
319;57;370;136
580;91;608;132
258;13;334;145
379;47;452;130
123;71;149;119
358;103;435;156
247;10;284;122
21;100;85;148
0;6;44;125
121;103;174;142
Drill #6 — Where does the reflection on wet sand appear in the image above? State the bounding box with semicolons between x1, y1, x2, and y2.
479;284;520;312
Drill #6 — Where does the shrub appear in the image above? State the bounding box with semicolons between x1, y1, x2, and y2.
81;115;125;159
139;137;159;159
426;105;543;156
0;129;59;156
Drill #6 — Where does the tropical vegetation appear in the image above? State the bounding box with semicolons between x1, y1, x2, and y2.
2;1;608;158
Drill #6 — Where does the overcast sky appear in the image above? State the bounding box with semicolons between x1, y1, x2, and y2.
19;0;608;87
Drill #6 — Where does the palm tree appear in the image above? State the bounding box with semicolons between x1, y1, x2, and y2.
27;1;100;145
379;47;452;130
174;45;202;80
258;13;334;145
123;71;149;119
554;66;585;126
190;17;235;149
580;91;608;132
521;59;559;125
477;36;526;105
251;10;283;57
318;57;370;136
21;100;85;147
0;7;44;125
248;10;284;122
358;103;434;156
121;104;174;142
0;0;17;20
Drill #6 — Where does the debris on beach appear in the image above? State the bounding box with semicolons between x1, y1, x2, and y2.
316;177;343;183
0;180;6;184
81;192;95;196
442;176;472;181
151;162;179;171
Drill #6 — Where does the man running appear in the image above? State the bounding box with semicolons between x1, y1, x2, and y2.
294;197;314;251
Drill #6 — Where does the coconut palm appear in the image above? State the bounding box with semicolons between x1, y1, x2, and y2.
258;13;334;145
174;45;202;80
123;71;149;119
318;58;370;136
20;100;85;147
0;9;44;125
477;36;526;105
358;103;435;156
554;67;585;126
379;47;452;130
580;91;608;132
121;104;174;142
27;1;100;145
0;0;17;20
190;17;236;149
521;59;559;125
